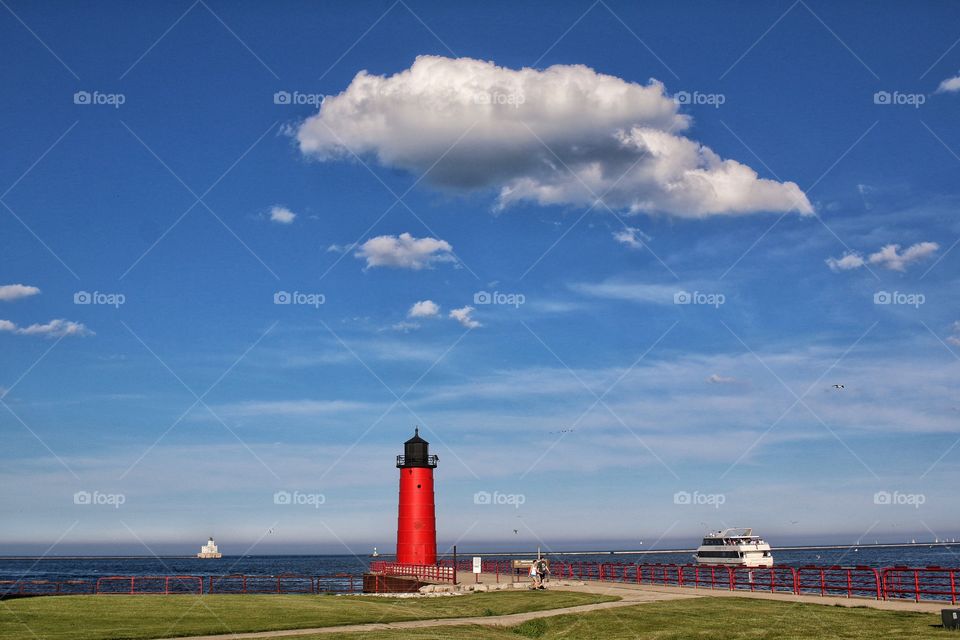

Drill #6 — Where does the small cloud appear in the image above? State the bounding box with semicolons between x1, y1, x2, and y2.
449;306;481;329
408;300;440;318
825;252;866;272
869;242;939;271
355;233;455;270
826;242;939;272
947;321;960;347
269;205;297;224
327;243;356;253
389;321;420;333
612;226;650;249
0;318;93;338
936;74;960;94
706;374;737;384
0;284;41;302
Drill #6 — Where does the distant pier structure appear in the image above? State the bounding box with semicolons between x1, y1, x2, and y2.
197;536;222;559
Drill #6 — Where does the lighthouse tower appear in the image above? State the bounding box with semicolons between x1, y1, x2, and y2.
396;428;438;565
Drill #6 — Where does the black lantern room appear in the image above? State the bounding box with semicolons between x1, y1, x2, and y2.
397;427;438;468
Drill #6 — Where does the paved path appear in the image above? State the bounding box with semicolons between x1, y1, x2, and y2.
155;577;945;640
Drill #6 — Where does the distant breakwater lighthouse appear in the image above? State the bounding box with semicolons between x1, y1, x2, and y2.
395;428;438;565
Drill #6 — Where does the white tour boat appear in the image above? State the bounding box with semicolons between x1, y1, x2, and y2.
694;528;773;567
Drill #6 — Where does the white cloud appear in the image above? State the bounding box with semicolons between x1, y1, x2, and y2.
936;74;960;94
408;300;440;318
825;252;866;272
826;242;939;272
0;284;41;302
355;233;455;270
569;279;680;305
269;205;297;224
706;374;737;384
612;226;649;249
389;321;420;333
948;321;960;346
868;242;939;271
297;56;812;218
449;305;481;329
0;318;92;338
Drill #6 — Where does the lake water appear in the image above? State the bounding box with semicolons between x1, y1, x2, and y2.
2;545;957;581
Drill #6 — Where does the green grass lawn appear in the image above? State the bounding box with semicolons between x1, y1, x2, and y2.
285;597;949;640
0;591;616;640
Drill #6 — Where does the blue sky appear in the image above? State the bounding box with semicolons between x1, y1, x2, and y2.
1;0;959;555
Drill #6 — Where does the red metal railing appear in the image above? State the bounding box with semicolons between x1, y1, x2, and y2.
95;576;203;595
729;566;797;594
882;567;959;604
0;579;96;596
548;562;960;603
0;574;362;597
796;566;881;599
369;561;455;583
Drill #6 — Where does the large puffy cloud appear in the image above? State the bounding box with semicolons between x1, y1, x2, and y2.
297;56;812;218
354;232;455;270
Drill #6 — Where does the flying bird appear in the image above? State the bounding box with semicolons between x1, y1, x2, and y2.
832;384;845;390
513;529;519;535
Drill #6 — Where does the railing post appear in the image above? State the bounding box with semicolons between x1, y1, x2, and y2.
914;570;920;603
951;570;957;605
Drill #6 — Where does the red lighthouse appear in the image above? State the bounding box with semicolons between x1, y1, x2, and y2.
396;428;438;565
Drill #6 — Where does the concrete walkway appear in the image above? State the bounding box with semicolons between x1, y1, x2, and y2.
155;575;946;640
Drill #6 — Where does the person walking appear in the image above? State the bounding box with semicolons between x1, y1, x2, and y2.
535;559;549;590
